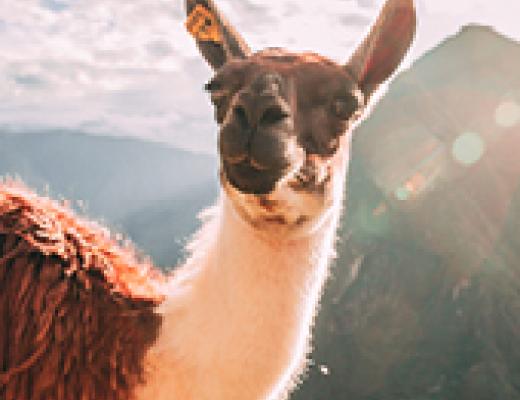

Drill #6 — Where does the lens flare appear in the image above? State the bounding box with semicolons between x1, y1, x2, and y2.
452;132;485;166
495;100;520;128
395;186;411;201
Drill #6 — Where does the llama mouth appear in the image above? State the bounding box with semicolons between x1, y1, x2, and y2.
223;160;281;195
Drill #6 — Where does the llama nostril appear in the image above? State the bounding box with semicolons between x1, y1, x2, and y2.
259;106;289;126
233;105;249;128
223;155;269;171
250;158;269;171
224;153;248;165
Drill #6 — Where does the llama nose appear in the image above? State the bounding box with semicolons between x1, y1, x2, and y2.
225;99;290;172
233;72;289;130
221;73;291;194
232;103;289;131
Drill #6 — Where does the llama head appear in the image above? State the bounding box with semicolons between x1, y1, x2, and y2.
186;0;416;236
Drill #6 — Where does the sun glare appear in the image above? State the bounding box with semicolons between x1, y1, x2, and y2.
495;100;520;128
452;132;485;166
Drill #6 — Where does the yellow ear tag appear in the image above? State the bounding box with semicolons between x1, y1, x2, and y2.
186;4;223;44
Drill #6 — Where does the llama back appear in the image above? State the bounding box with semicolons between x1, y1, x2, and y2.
0;182;164;400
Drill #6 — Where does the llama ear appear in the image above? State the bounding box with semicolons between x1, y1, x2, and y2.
185;0;252;70
345;0;416;99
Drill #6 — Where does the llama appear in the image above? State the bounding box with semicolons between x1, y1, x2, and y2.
0;0;416;399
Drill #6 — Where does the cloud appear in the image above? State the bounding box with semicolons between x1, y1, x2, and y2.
40;0;72;12
1;0;519;154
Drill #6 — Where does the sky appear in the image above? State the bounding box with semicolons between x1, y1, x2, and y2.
1;0;519;154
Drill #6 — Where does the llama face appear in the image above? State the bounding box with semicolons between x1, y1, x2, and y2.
206;51;365;233
186;0;416;234
208;51;365;191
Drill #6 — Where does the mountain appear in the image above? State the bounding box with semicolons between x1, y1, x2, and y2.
0;131;219;267
294;26;520;400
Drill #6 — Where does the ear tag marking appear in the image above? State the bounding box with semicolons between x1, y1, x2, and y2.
186;4;223;44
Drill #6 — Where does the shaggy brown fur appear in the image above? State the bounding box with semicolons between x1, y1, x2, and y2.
0;182;164;400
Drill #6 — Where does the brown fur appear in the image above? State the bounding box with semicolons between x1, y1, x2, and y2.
0;182;164;400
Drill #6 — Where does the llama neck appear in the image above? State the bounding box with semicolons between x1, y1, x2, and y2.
140;193;343;400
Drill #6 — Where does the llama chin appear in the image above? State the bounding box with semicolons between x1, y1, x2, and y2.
223;135;352;239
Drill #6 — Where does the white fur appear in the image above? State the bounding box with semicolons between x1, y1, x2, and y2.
135;137;351;400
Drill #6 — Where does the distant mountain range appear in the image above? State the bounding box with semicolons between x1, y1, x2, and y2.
0;131;218;267
2;25;520;399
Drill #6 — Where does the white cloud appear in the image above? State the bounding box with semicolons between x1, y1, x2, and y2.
0;0;519;154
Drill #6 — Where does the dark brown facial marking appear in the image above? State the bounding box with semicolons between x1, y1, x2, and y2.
292;61;364;156
258;196;278;212
333;95;360;121
296;216;309;226
264;215;289;225
207;49;363;195
289;157;332;194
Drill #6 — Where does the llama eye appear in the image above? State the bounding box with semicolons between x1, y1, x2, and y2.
211;92;231;117
204;80;222;92
332;96;358;120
